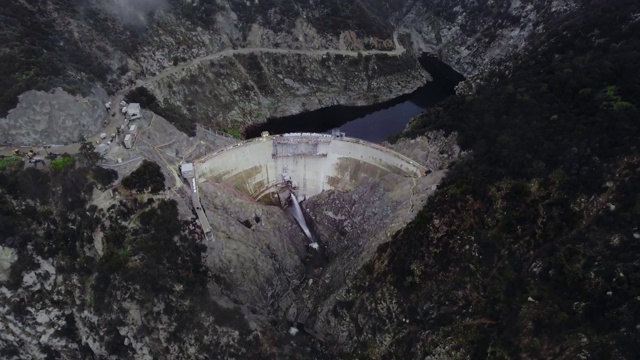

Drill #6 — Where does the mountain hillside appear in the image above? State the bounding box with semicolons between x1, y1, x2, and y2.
1;1;639;359
1;0;574;135
318;1;640;357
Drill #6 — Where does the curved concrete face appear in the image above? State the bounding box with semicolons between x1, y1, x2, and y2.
195;133;426;201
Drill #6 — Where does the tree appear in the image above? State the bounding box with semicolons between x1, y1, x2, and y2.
77;137;102;167
50;156;74;171
121;160;165;194
92;167;118;189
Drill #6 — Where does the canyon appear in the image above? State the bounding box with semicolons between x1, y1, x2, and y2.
6;1;637;360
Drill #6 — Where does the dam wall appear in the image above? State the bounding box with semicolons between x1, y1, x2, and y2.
195;133;425;200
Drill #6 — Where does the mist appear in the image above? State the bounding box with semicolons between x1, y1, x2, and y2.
100;0;168;26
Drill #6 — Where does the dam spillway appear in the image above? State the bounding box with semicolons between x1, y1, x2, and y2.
195;133;426;202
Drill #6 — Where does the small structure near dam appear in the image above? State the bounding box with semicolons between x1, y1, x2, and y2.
194;132;426;205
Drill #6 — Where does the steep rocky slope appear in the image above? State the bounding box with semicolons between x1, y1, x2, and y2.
310;2;640;357
1;0;577;139
0;87;108;146
400;0;578;88
2;1;639;359
0;0;413;132
147;51;426;131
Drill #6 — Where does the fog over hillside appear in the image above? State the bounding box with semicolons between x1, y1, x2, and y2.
99;0;169;25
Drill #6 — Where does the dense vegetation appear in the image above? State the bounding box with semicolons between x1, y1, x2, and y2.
0;0;114;117
344;1;640;358
0;159;236;358
0;0;400;120
121;160;166;194
227;0;392;39
125;87;197;136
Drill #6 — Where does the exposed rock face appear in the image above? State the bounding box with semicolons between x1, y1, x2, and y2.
147;51;427;130
399;0;577;86
198;181;308;317
0;87;108;146
384;131;464;173
288;131;463;341
0;246;17;282
1;0;578;141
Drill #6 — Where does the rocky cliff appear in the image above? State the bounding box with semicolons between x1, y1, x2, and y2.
3;1;637;359
1;0;576;139
0;87;108;146
303;2;640;357
0;0;416;134
399;0;578;90
146;51;427;131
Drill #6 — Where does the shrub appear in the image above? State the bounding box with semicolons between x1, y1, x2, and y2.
223;128;242;139
578;88;592;96
0;157;24;171
613;101;635;111
51;156;74;171
121;160;165;194
77;139;102;167
92;166;118;189
124;87;157;108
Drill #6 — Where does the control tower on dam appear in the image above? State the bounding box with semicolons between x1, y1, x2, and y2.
195;132;426;203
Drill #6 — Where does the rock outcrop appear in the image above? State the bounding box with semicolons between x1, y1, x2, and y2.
0;87;108;146
398;0;578;86
1;0;577;141
198;181;308;317
147;51;427;130
288;131;463;342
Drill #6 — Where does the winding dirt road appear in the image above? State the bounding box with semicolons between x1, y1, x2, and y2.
1;31;405;157
139;31;405;87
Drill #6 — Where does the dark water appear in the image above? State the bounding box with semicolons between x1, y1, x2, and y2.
244;54;465;143
328;84;450;142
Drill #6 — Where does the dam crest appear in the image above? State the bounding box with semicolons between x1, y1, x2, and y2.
195;132;426;205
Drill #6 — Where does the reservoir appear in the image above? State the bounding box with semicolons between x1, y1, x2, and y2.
244;55;464;143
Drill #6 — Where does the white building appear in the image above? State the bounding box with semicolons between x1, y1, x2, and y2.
180;163;195;178
126;103;141;120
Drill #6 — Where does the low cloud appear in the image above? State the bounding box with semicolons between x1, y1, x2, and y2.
101;0;168;26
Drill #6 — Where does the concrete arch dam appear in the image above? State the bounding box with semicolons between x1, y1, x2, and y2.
195;133;426;202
